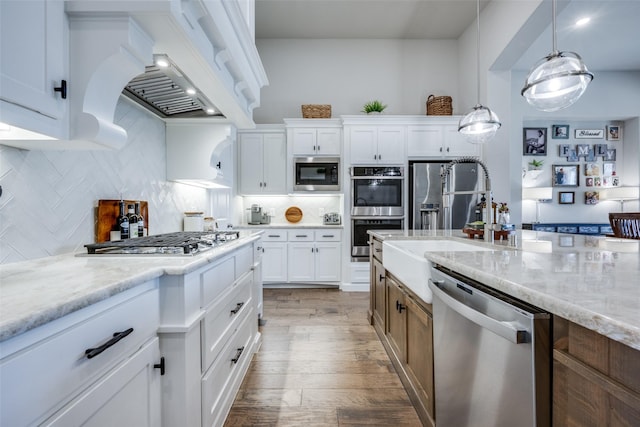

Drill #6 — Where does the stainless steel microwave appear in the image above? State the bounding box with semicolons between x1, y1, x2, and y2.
293;157;340;191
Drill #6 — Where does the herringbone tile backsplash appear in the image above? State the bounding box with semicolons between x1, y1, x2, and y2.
0;99;224;263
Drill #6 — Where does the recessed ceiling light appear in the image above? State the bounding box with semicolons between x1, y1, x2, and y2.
206;108;215;114
155;58;169;68
576;17;591;26
186;88;196;95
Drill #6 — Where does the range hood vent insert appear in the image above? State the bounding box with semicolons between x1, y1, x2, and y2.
123;56;224;119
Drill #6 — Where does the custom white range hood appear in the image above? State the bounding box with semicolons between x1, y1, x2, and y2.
3;1;267;150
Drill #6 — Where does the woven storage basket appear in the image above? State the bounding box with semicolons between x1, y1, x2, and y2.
426;95;452;115
301;104;331;118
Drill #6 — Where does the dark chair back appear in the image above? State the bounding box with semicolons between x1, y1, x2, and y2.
609;212;640;239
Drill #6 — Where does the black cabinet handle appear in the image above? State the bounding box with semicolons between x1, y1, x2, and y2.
216;161;221;169
54;79;67;99
154;357;165;375
230;302;245;315
398;303;406;313
85;328;133;359
379;274;384;282
231;346;245;364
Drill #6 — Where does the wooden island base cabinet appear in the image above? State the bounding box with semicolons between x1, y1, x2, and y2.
553;317;640;426
369;236;434;427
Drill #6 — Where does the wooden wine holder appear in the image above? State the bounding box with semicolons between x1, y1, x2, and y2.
96;199;148;243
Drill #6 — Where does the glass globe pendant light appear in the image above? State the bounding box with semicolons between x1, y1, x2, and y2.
458;0;501;144
521;0;593;111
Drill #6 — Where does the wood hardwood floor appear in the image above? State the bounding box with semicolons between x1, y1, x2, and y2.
224;288;422;426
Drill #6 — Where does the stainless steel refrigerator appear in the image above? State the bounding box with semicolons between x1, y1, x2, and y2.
408;160;482;230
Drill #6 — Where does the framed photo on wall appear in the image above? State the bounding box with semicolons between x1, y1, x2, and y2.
606;125;621;141
523;128;547;155
552;125;569;139
553;164;579;187
559;191;575;204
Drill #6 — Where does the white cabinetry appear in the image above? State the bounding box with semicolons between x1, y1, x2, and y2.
0;0;68;140
238;127;287;194
349;126;406;165
285;119;342;156
287;229;342;283
261;231;288;282
158;240;260;427
0;282;161;427
407;118;480;158
166;123;234;188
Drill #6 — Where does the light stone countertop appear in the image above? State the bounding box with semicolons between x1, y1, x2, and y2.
368;229;640;350
235;224;343;229
0;231;262;342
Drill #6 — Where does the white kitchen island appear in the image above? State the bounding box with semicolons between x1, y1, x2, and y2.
0;231;263;427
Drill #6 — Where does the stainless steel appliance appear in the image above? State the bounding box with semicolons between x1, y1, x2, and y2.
351;166;404;216
351;218;403;260
429;265;550;427
293;157;340;191
409;160;482;230
350;166;405;261
84;231;240;255
248;204;262;225
323;212;342;225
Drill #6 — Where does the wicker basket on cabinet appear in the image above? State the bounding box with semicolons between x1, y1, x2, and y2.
426;95;452;115
301;104;332;118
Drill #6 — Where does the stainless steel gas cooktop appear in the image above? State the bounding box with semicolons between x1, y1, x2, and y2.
84;231;240;255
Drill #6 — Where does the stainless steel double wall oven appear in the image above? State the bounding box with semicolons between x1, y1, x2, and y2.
350;166;404;261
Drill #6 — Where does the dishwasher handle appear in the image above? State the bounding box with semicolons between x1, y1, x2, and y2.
429;279;529;344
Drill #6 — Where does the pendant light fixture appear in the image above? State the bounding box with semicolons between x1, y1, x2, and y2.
458;0;501;144
521;0;593;112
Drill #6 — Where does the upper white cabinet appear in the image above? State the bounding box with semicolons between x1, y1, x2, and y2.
285;118;342;156
408;118;481;158
166;123;234;188
349;126;406;165
0;0;68;140
238;126;287;194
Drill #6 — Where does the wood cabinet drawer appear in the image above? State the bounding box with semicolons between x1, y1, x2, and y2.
262;231;287;241
201;272;253;371
201;307;255;427
287;230;314;241
0;284;159;427
315;229;342;241
201;256;235;308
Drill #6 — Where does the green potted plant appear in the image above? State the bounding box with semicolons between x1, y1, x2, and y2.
528;159;544;170
362;100;387;114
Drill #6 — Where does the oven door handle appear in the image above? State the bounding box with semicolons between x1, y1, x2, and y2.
351;216;405;220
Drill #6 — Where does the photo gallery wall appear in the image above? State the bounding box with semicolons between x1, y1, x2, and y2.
523;124;622;205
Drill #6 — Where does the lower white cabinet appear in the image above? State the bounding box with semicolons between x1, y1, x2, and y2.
0;281;161;427
260;228;342;284
261;231;288;282
158;238;261;427
288;230;342;282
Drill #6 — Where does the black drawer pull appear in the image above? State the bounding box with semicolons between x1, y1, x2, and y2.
268;234;281;238
295;234;308;238
154;357;165;375
322;235;335;238
85;328;134;359
231;346;245;364
230;302;245;315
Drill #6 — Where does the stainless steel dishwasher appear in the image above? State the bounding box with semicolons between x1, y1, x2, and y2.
428;265;551;427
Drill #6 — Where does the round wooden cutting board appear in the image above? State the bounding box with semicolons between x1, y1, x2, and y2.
285;206;303;223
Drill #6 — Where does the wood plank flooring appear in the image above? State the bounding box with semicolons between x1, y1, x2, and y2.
224;288;422;426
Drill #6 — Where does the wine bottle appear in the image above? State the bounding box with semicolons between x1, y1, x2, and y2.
135;201;144;237
128;204;138;238
118;200;130;240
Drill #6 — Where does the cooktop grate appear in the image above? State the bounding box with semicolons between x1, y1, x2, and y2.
84;231;240;255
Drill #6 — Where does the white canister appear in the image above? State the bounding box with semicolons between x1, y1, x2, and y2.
184;212;204;231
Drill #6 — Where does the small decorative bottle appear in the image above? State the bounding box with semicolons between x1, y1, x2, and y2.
128;204;139;238
117;200;130;240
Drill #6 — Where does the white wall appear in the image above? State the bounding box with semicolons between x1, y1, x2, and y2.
0;98;227;263
253;38;460;123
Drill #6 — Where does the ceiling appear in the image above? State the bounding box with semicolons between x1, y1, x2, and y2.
255;0;640;72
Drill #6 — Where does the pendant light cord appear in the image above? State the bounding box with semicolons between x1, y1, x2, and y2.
476;0;480;105
552;0;558;54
